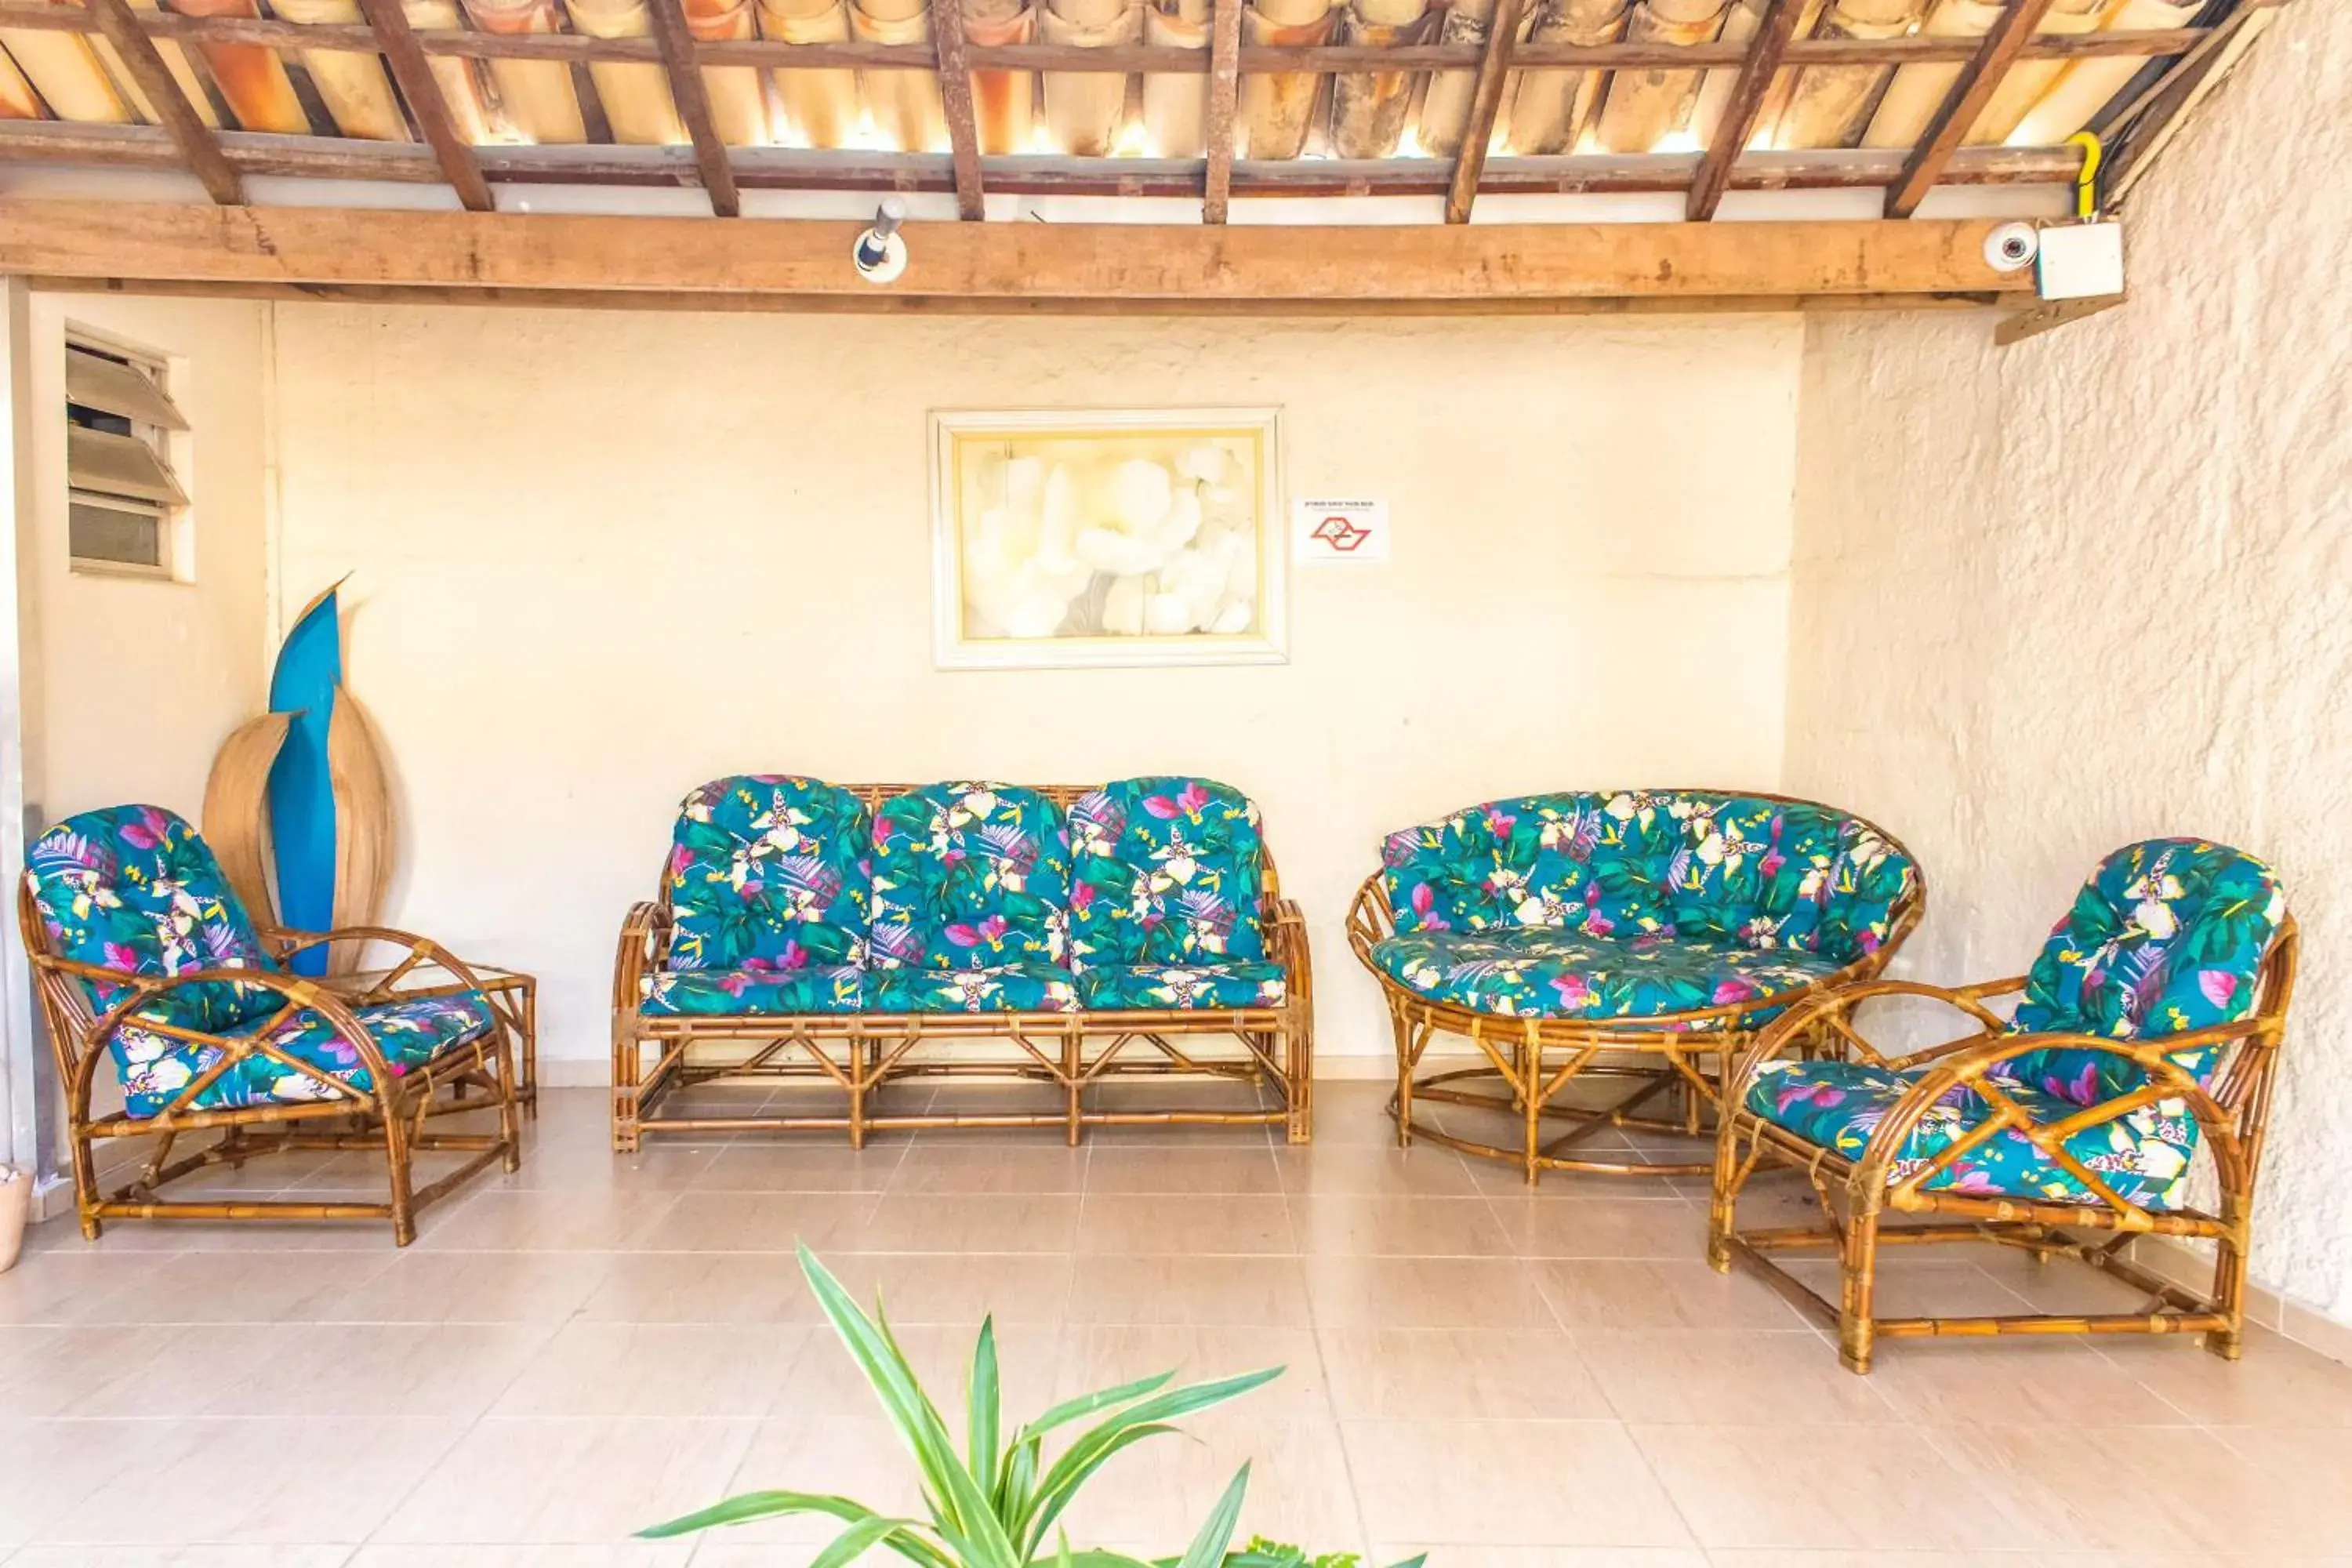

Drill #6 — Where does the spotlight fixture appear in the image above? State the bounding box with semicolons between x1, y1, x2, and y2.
854;197;909;285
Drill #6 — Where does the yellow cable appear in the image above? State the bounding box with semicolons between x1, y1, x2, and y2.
2067;131;2103;221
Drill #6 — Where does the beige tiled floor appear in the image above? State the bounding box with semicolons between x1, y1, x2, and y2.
2;1081;2350;1566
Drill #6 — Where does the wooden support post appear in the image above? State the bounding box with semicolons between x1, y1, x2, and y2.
85;0;241;205
356;0;493;212
646;0;741;216
1202;0;1243;223
1686;0;1803;222
931;0;985;221
1443;0;1522;225
1886;0;2055;218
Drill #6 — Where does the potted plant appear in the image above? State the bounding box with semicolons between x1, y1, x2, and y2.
641;1246;1422;1568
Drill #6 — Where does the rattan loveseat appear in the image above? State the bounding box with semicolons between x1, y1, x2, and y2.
611;775;1311;1148
1348;789;1921;1183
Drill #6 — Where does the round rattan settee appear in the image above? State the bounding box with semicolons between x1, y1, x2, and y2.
1347;789;1922;1183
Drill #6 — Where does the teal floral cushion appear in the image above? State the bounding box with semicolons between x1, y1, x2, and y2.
1379;792;1915;968
664;776;871;972
1068;777;1268;969
869;783;1071;970
1370;928;1840;1022
115;991;496;1119
2002;840;2286;1105
1074;960;1287;1011
1744;1058;2198;1210
870;961;1078;1014
641;964;863;1016
25;805;285;1070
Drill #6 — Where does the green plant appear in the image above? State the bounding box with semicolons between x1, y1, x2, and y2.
638;1246;1423;1568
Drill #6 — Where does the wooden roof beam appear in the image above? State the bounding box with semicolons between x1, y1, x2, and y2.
1203;0;1242;222
931;0;985;220
1687;0;1804;222
84;0;241;204
646;0;741;216
356;0;492;212
1886;0;2055;218
1444;0;1523;225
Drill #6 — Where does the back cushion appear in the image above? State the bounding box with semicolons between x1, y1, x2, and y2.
2003;839;2286;1104
24;804;279;1034
1380;793;1678;937
869;782;1071;969
664;776;872;971
1664;795;1917;964
1067;777;1268;968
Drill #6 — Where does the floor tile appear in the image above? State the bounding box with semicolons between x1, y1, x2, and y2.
843;1194;1081;1253
1577;1329;1901;1425
1631;1423;2026;1551
1088;1145;1283;1195
1319;1325;1610;1420
1490;1196;1708;1259
655;1193;880;1253
369;1418;757;1544
1343;1419;1693;1547
488;1321;811;1418
1058;1324;1327;1421
1068;1254;1313;1327
688;1142;902;1194
886;1145;1090;1196
1291;1196;1513;1258
314;1251;616;1323
1077;1195;1294;1255
1533;1259;1808;1331
1304;1256;1556;1330
1274;1142;1483;1198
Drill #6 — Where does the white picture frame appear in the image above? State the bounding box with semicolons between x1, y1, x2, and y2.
930;406;1287;670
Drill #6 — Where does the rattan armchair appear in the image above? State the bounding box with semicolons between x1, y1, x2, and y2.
1711;838;2298;1372
23;805;522;1245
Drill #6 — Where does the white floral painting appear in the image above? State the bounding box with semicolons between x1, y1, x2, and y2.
931;408;1286;669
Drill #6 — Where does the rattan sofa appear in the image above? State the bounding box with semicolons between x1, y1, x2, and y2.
1715;837;2298;1372
1348;789;1921;1183
611;775;1311;1149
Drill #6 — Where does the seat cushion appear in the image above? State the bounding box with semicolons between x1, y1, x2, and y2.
1067;777;1268;968
869;783;1071;969
1074;960;1287;1011
116;991;498;1119
664;776;872;972
25;804;284;1042
1663;795;1915;965
869;961;1078;1014
1745;1058;2199;1211
1370;928;1841;1021
1380;793;1679;938
2002;839;2286;1105
640;964;863;1017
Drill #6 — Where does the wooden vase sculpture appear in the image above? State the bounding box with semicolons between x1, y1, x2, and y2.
202;581;394;979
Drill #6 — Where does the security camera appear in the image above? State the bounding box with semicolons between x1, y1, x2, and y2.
1984;222;2039;274
854;197;909;285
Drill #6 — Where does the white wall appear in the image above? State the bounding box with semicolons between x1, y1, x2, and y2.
17;293;271;822
268;308;1803;1075
1786;0;2352;1330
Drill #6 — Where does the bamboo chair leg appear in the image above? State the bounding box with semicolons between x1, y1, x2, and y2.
1390;1005;1414;1149
1064;1029;1083;1149
495;1032;522;1174
1522;1027;1543;1187
1286;1022;1310;1145
848;1035;868;1152
2209;1226;2250;1360
70;1127;103;1240
612;1018;641;1154
383;1094;418;1247
1840;1199;1883;1375
1708;1122;1742;1272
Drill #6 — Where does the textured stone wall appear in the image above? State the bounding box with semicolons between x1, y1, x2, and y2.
1788;0;2352;1325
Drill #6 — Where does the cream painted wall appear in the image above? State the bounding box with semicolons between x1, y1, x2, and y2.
1786;1;2352;1326
19;293;270;822
269;309;1802;1075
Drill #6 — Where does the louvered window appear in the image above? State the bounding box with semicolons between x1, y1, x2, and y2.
64;336;188;579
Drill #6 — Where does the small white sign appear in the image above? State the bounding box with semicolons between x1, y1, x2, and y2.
1292;498;1390;564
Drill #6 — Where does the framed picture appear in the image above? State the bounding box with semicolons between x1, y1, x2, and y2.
930;407;1286;670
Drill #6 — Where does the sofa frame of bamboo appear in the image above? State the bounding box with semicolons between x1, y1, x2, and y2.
610;781;1313;1151
1346;789;1924;1184
1710;920;2300;1373
20;887;523;1247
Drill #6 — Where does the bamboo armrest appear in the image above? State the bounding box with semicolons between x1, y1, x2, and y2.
1730;975;2031;1109
263;924;496;998
612;901;670;1014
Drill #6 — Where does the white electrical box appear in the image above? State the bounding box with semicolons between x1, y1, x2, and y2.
2036;222;2125;301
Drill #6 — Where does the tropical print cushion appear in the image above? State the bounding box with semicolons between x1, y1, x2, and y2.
1068;777;1269;970
869;961;1079;1014
24;805;284;1057
115;991;497;1119
1745;1057;2199;1210
1370;928;1840;1022
1378;791;1915;968
2002;840;2286;1105
1074;960;1287;1011
640;964;863;1017
869;783;1071;970
664;776;871;971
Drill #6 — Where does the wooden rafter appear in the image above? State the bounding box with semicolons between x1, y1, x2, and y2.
1202;0;1243;223
355;0;491;212
1444;0;1523;226
83;0;241;205
930;0;985;221
1687;0;1804;221
645;0;739;216
0;201;2040;302
1886;0;2055;219
2106;2;2274;204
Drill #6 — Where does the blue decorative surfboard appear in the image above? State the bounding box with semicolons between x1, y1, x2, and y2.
266;583;344;976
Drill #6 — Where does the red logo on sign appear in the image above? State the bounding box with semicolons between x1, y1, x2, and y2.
1311;514;1372;554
